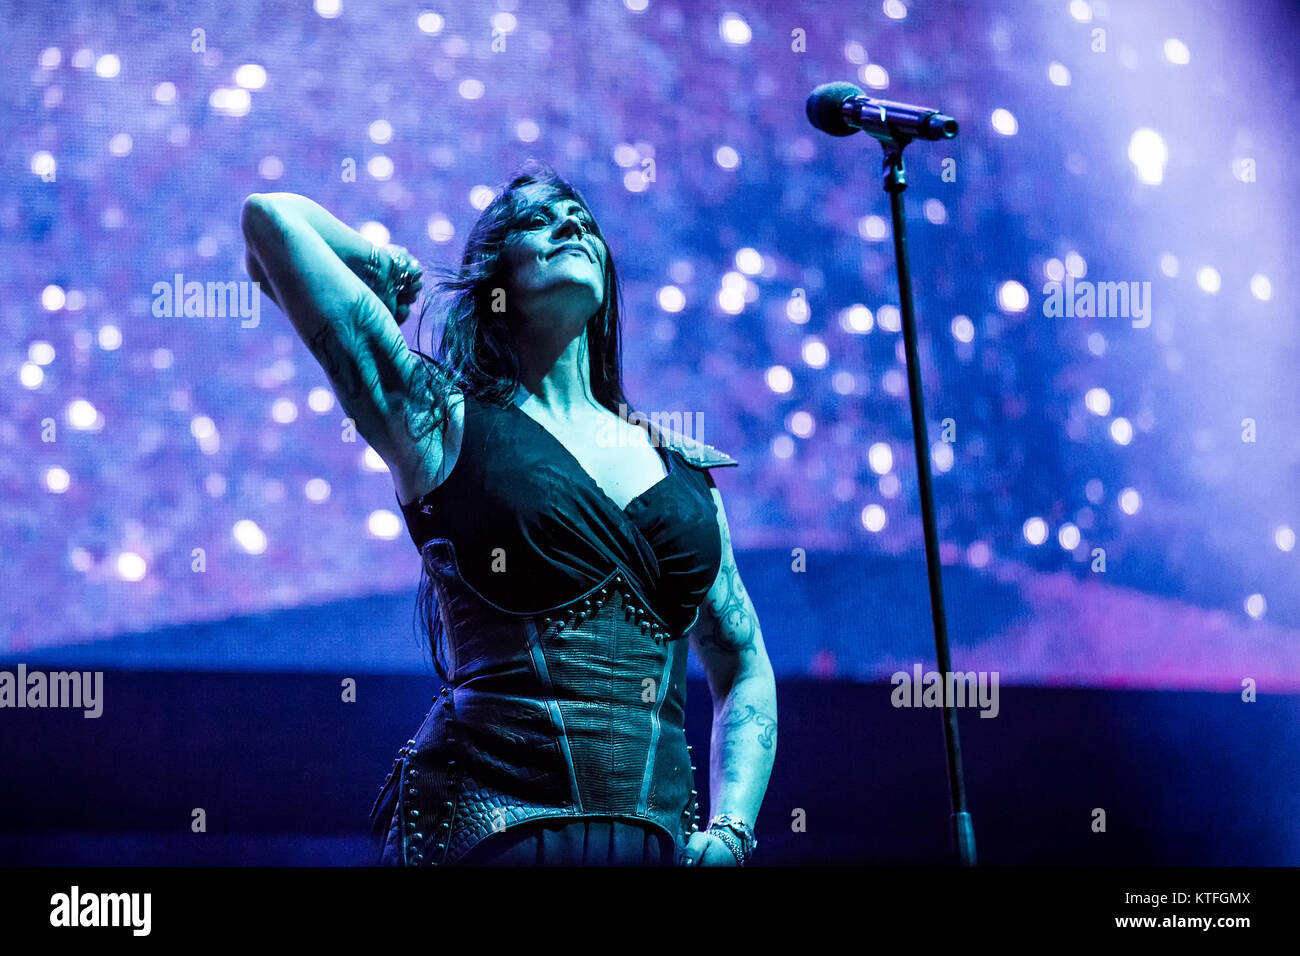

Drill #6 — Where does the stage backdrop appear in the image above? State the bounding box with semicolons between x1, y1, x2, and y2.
2;0;1297;693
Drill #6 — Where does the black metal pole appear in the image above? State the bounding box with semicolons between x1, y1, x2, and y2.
880;142;976;867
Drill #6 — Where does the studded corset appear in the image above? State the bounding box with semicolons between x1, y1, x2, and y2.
369;393;738;866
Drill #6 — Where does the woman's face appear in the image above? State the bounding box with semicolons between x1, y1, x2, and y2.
499;187;607;332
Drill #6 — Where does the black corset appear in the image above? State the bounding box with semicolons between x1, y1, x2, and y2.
372;392;739;865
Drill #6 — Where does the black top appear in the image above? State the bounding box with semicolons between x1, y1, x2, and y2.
396;394;728;637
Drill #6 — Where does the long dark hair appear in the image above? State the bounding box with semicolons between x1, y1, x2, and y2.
407;158;632;436
404;159;634;669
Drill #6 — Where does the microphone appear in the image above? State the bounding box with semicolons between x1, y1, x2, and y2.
806;82;958;143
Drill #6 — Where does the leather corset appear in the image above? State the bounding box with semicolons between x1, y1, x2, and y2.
368;539;701;866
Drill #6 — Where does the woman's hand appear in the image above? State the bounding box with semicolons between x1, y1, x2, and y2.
678;830;739;867
379;244;423;326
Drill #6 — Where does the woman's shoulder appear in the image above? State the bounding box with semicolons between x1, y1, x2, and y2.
644;419;738;471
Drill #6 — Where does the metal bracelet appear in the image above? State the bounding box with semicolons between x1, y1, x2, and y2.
706;826;745;866
708;814;756;862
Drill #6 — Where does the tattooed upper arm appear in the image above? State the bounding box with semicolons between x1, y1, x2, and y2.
689;481;768;696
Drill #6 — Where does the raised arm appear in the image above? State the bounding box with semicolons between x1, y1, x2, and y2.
686;477;777;865
240;193;452;503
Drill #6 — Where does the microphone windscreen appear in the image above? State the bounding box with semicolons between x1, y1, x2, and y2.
806;82;864;136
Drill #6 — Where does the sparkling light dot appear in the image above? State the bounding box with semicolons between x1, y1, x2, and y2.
1048;62;1071;86
30;341;55;365
1244;593;1266;619
31;151;56;179
1023;517;1048;545
1058;523;1081;550
657;285;685;313
1084;387;1111;416
717;286;745;314
715;145;740;169
997;280;1029;313
859;215;888;241
209;87;251;117
1110;417;1133;445
1064;251;1087;278
259;156;284;180
191;415;219;454
358;221;391;246
1069;0;1092;23
305;478;331;502
516;119;540;143
367;155;394;180
1250;274;1272;301
802;337;829;368
315;0;342;19
1163;38;1190;65
233;519;268;554
883;0;907;20
1196;266;1221;294
234;63;267;89
271;398;298;424
117;551;147;581
861;504;887;533
45;466;70;493
772;434;795;459
417;11;444;33
842;304;873;333
369;119;393;144
967;541;991;568
1274;525;1295;552
307;387;335;413
67;399;99;430
40;47;62;69
458;78;485;100
368;510;403;540
951;315;974;343
789;411;814;438
877;305;901;332
720;13;752;45
991;108;1018;136
1128;128;1168;185
868;442;893;475
95;54;121;79
1119;487;1142;514
923;198;947;225
154;81;176;103
492;12;518;33
470;185;496;210
861;64;889;89
93;324;121;351
735;248;762;275
1087;332;1106;356
1160;252;1179;277
363;446;389;472
20;363;44;388
426;215;454;243
42;285;66;311
766;365;794;394
931;441;954;472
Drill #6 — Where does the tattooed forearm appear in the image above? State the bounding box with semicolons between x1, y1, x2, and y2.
723;703;777;751
708;677;778;827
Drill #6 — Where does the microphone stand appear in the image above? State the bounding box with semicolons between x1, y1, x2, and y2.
877;136;977;867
